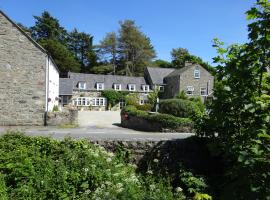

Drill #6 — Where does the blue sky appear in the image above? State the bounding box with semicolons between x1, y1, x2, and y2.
0;0;254;64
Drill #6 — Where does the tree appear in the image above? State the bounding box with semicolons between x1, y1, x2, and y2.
171;47;215;74
197;1;270;199
68;29;97;72
118;20;156;76
98;32;118;74
152;59;172;68
30;11;67;43
39;39;81;77
171;48;190;68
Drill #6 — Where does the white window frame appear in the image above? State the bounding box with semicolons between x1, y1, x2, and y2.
128;84;136;91
139;95;149;105
114;84;121;91
96;83;104;90
78;82;86;90
194;69;200;79
200;87;207;96
73;97;106;107
159;86;164;92
142;85;149;92
186;86;194;95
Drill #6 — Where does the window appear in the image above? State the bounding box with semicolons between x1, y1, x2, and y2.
97;83;104;90
139;95;149;105
142;85;149;92
159;86;164;92
128;84;136;91
200;87;207;96
73;97;106;106
114;84;121;91
194;69;200;79
186;86;194;95
78;82;86;90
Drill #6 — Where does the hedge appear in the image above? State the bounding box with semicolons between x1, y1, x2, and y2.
159;99;204;119
122;105;193;129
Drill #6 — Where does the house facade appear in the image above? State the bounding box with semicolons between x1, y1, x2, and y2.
0;11;59;125
60;64;214;111
59;72;150;110
163;63;214;99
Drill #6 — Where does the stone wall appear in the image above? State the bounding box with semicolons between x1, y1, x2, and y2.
90;138;222;177
121;114;193;133
0;12;47;125
46;109;78;126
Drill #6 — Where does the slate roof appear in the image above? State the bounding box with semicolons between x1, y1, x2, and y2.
59;78;73;95
146;67;175;85
67;72;148;92
165;64;203;78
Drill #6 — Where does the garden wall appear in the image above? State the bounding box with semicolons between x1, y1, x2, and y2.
90;138;221;177
46;109;78;126
121;114;193;133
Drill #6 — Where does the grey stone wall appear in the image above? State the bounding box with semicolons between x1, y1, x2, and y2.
0;13;47;125
163;65;214;99
164;75;180;98
179;65;214;97
46;109;78;126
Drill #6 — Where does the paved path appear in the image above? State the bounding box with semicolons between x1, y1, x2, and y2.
78;111;121;128
0;125;193;141
0;111;194;141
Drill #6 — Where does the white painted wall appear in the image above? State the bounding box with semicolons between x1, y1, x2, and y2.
47;57;59;111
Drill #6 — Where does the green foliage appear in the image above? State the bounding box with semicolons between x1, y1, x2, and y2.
148;87;160;106
118;20;156;76
179;170;208;195
52;105;59;112
125;93;140;106
159;99;204;119
122;105;193;129
197;1;270;199
171;47;215;74
39;39;81;76
68;28;97;72
30;11;67;42
174;90;189;100
0;133;185;200
152;59;172;68
90;64;114;74
135;104;152;111
101;90;128;107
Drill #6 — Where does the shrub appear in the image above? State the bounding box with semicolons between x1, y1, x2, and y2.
125;93;139;106
122;105;193;129
0;133;185;200
101;90;128;107
159;99;204;119
135;103;152;111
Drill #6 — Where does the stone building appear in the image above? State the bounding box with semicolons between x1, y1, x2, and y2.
145;64;214;100
59;72;150;110
0;11;59;125
60;63;214;111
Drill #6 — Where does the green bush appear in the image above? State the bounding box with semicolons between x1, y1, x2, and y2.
135;103;152;111
101;90;128;107
159;99;204;119
0;133;185;200
122;105;193;129
52;105;59;112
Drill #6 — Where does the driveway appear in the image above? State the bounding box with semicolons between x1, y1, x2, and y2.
78;111;121;128
0;111;194;141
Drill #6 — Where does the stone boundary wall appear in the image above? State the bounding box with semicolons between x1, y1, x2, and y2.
46;109;78;126
121;114;193;133
89;138;221;177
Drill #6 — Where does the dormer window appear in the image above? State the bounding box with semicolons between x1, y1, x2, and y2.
128;84;136;91
97;83;104;90
114;84;121;91
194;69;200;79
78;82;86;90
142;85;149;92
